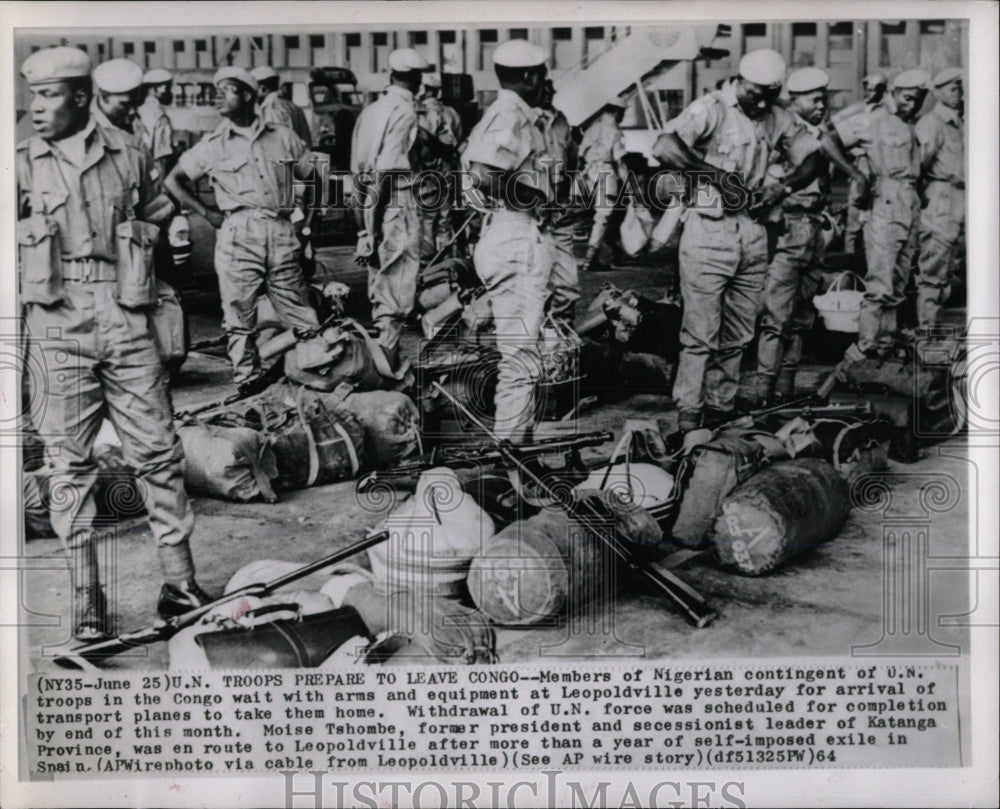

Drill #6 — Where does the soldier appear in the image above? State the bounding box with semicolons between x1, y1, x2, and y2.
415;72;461;263
91;58;144;135
252;65;313;148
579;99;629;272
915;67;965;331
16;47;208;639
651;49;823;432
165;66;322;386
539;77;580;323
844;73;889;257
755;67;868;404
824;69;929;358
137;67;175;177
462;39;554;442
349;48;429;362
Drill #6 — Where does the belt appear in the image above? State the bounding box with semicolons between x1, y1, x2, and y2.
61;258;117;282
928;178;966;190
225;207;293;221
875;176;918;186
783;209;824;221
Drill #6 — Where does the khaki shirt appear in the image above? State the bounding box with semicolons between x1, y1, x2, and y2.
462;88;553;204
665;81;818;192
137;97;174;162
418;96;461;148
350;85;418;183
260;92;313;148
831;104;920;181
16;117;168;260
539;107;573;189
178;117;311;212
772;114;830;214
916;103;965;186
579;113;625;170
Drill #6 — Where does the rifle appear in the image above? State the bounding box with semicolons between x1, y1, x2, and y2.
816;342;866;400
430;382;716;629
357;430;614;490
52;529;391;670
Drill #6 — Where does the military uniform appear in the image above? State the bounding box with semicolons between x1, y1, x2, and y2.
17;47;200;637
138;69;175;175
578;109;626;259
415;88;461;262
350;72;422;354
831;73;925;354
177;105;320;384
252;67;314;148
463;46;555;441
756;68;831;399
844;74;889;255
658;62;818;416
916;69;965;329
539;104;580;321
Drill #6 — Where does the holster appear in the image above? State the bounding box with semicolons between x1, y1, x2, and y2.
195;605;372;669
115;219;160;308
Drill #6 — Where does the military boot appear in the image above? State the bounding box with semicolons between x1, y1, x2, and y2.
581;244;607;272
156;544;212;619
70;544;111;642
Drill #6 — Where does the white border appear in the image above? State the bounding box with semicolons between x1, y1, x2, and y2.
1;2;997;807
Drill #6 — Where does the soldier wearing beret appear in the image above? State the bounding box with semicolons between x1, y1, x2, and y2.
349;47;430;363
166;66;323;386
92;58;144;137
461;38;556;441
844;73;890;256
415;71;462;264
652;49;824;432
755;67;867;404
252;65;313;147
825;69;929;357
915;68;965;330
579;99;629;272
16;47;207;639
138;67;176;177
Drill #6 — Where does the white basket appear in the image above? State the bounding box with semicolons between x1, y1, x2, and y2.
814;271;866;333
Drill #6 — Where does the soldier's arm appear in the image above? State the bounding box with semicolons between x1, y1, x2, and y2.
819;132;867;186
822;126;871;208
136;144;176;225
915;116;942;175
165;164;223;229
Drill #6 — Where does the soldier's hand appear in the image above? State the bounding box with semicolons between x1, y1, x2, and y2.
748;183;786;219
203;209;225;229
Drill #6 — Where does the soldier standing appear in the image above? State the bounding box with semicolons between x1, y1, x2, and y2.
579;100;629;272
824;69;929;358
349;48;429;362
415;72;461;263
539;77;580;324
17;48;207;640
844;73;888;257
166;67;322;386
137;67;175;177
462;39;555;442
252;65;313;147
755;67;867;404
915;68;965;331
652;49;823;432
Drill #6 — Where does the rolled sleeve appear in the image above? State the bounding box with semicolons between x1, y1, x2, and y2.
915;115;943;166
831;104;868;152
177;138;212;182
151;118;174;161
463;114;531;172
664;96;719;150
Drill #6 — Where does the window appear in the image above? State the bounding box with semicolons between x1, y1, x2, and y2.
553;28;572;41
283;35;300;50
828;21;854;66
97;43;105;57
144;41;156;54
919;19;959;66
77;44;88;53
123;42;134;55
919;20;946;35
585;26;604;40
479;29;498;71
372;32;388;46
791;22;816;66
309;34;324;49
509;29;528;40
742;23;768;52
439;30;456;44
879;21;907;68
372;32;389;72
409;31;428;46
173;40;185;53
252;36;265;50
345;33;361;47
195;39;207;52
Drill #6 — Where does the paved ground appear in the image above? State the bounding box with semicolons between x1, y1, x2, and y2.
21;239;972;671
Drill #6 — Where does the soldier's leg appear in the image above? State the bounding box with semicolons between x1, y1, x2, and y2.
546;214;581;324
215;214;268;385
24;291;107;640
917;185;962;329
672;214;739;418
711;218;768;412
860;205;907;354
372;196;421;355
779;219;824;396
756;223;808;398
583;169;619;269
474;213;553;442
263;217;321;332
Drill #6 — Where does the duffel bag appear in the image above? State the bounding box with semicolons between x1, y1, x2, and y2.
669;432;768;548
177;422;278;503
334;390;421;469
285;318;406;393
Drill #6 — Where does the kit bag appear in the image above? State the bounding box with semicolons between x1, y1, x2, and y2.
333;390;422;469
149;280;187;364
177;422;278;503
284;319;403;393
669;432;768;548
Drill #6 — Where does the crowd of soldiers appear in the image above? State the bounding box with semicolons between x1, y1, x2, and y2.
16;35;965;642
